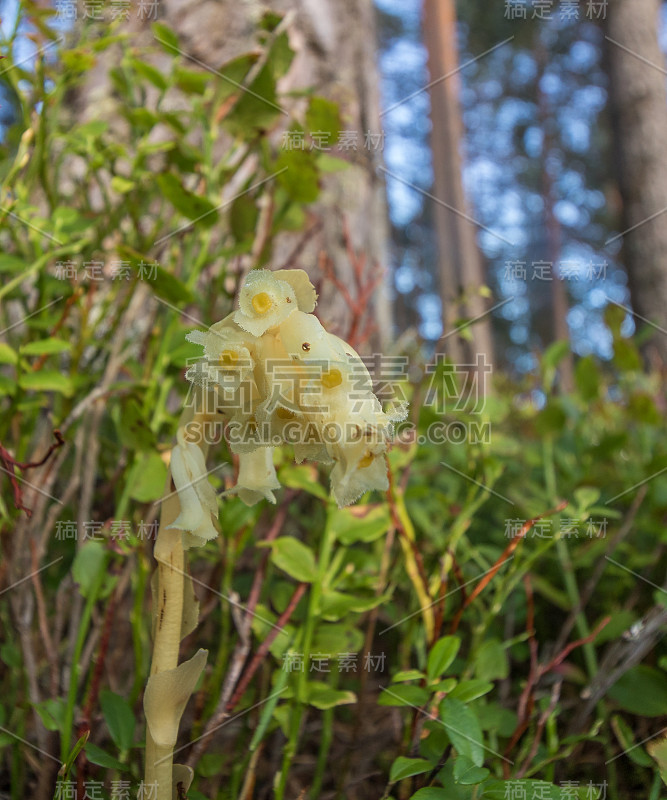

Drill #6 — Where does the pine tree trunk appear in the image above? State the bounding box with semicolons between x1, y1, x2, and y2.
536;36;574;391
423;0;494;379
604;0;667;366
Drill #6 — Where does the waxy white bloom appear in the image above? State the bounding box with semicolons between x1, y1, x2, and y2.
175;268;406;522
234;269;297;336
228;447;281;506
167;428;219;542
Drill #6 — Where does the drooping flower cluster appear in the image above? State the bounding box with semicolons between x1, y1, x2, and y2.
175;268;405;530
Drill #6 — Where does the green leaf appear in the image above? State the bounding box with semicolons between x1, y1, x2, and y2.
119;247;194;306
263;536;317;582
18;370;74;396
305;683;356;710
432;678;457;693
266;31;294;80
474;639;508;682
453;754;490;785
92;34;126;53
535;400;567;435
448;680;493;703
419;726;450;765
84;742;126;771
392;670;425;683
440;698;484;767
126;108;159;132
542;340;570;370
320;589;384;620
156;173;218;225
628;393;661;425
476;703;517;737
224;63;281;135
21;338;71;356
573;486;601;515
73;120;109;140
592;610;636;645
198;753;226;778
389;756;433;783
409;790;450;800
146;264;195;305
151;21;179;53
230;193;259;243
605;303;625;336
72;540;108;599
317;153;350;172
33;698;66;732
378;684;429;707
116;396;157;452
328;504;391;544
0;375;16;396
174;66;209;95
129;57;168;92
260;10;283;31
610;715;653;767
215;52;258;102
0;343;18;364
613;338;641;372
311;623;363;656
275;147;320;203
127;452;168;502
427;636;461;684
52;208;91;240
279;464;328;499
609;665;667;716
100;690;135;752
59;731;89;781
111;176;135;194
575;355;600;401
0;643;21;668
0;255;27;273
306;96;341;142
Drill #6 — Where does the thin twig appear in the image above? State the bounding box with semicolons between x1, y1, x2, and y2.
553;486;647;654
451;501;568;634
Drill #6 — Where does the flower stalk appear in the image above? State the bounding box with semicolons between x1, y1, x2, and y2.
143;269;406;798
144;403;213;800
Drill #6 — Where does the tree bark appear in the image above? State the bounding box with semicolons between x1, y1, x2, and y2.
70;0;392;344
423;0;494;378
604;0;667;365
536;36;574;391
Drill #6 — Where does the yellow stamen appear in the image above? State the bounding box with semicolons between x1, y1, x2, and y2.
321;368;342;389
276;407;295;420
251;292;272;314
358;452;374;468
220;349;238;365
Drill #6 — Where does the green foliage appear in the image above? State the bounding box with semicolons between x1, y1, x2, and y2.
0;9;665;800
99;690;135;753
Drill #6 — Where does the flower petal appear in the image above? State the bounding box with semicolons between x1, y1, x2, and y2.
272;268;318;312
167;443;205;532
230;448;281;506
234;269;297;336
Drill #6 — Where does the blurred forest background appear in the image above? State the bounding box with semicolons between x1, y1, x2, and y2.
0;1;666;799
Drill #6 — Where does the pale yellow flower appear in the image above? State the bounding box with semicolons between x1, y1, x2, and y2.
185;268;407;509
227;447;281;506
234;269;297;336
